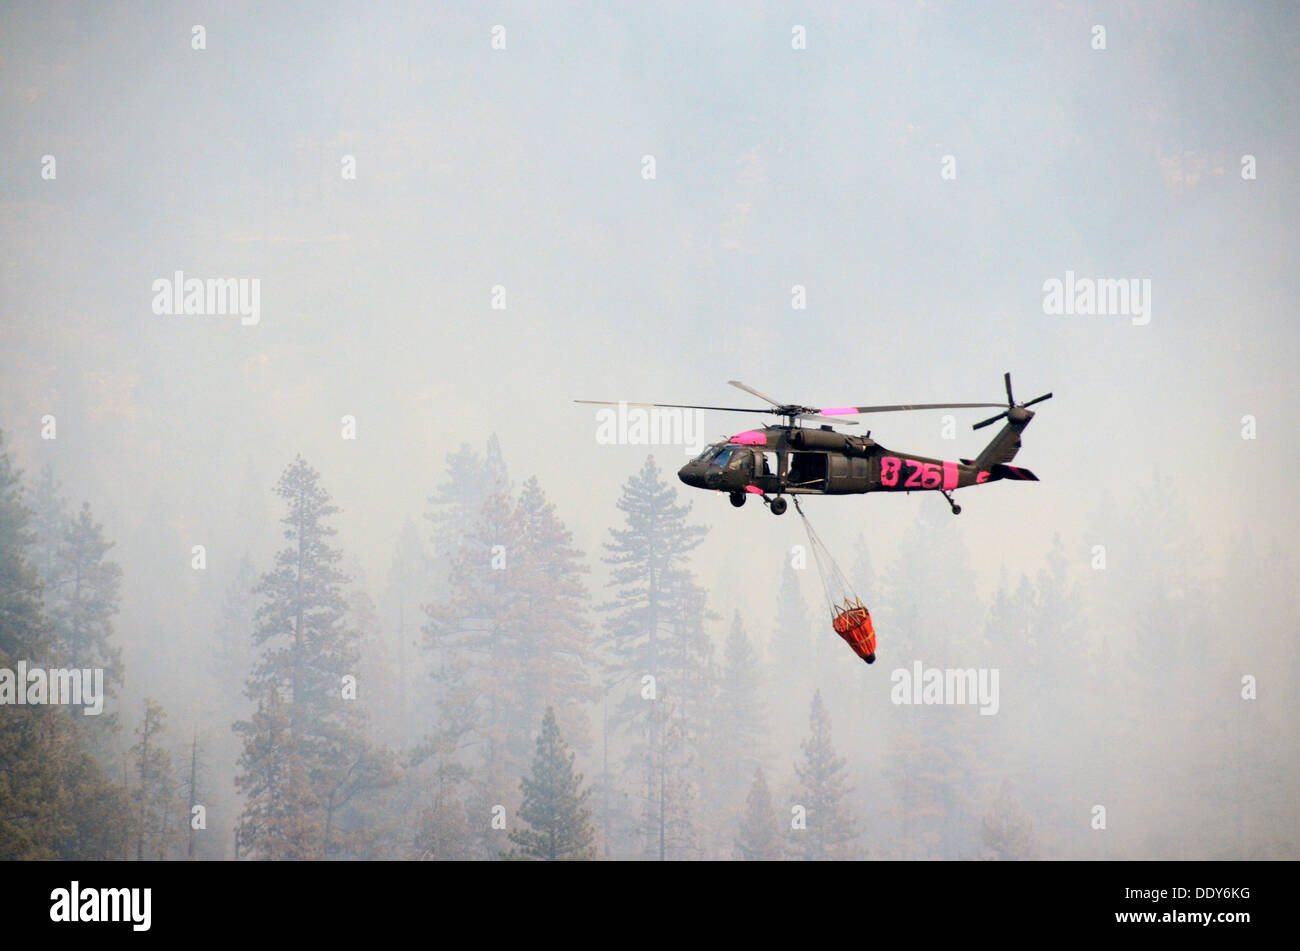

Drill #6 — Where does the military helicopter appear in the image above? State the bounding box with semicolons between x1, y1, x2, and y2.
577;374;1051;515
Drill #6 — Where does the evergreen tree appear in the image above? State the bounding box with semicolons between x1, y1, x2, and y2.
424;464;594;811
507;708;596;861
234;456;394;859
793;690;860;860
639;697;698;860
717;612;766;769
131;698;177;860
601;456;709;691
235;685;320;860
425;437;510;574
424;482;522;802
45;501;124;691
0;430;47;662
0;430;131;860
58;749;134;860
600;456;710;859
513;476;596;753
0;700;133;860
414;783;478;860
349;567;396;736
705;612;767;828
734;767;783;860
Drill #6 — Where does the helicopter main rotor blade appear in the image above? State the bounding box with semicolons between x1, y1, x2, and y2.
726;380;784;407
574;400;771;414
795;413;860;426
818;402;1005;415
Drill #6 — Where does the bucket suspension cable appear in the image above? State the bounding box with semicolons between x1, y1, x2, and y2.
794;496;855;612
793;497;878;665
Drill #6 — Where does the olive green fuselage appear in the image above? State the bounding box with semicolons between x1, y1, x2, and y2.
676;412;1037;500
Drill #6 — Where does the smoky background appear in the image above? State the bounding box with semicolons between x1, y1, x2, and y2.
0;1;1295;859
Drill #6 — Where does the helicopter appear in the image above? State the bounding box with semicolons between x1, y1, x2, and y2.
577;373;1051;516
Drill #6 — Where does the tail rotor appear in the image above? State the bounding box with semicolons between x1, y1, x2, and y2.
973;372;1053;430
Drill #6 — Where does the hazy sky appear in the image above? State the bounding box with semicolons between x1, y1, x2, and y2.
2;0;1296;631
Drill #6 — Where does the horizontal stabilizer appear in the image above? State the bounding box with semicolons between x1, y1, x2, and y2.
990;463;1038;482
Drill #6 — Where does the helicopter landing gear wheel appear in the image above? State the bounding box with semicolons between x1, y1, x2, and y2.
770;497;788;516
939;489;961;515
729;491;746;508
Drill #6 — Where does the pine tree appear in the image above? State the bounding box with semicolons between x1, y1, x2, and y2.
0;701;133;860
0;429;47;662
245;456;353;720
507;708;596;861
734;767;783;860
424;482;523;803
425;437;510;575
414;785;478;860
131;698;177;860
424;463;595;812
512;476;596;755
705;612;767;828
59;748;134;860
0;439;67;856
45;501;124;691
599;456;711;859
0;430;132;860
793;690;860;860
640;697;699;860
235;685;320;860
234;456;394;859
601;456;709;690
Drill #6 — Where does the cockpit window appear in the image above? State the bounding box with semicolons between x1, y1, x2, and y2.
712;448;734;468
694;445;722;463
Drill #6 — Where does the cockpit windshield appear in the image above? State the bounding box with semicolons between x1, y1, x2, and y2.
694;445;723;463
712;448;734;468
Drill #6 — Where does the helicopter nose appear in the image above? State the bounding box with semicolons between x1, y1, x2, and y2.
677;462;705;488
